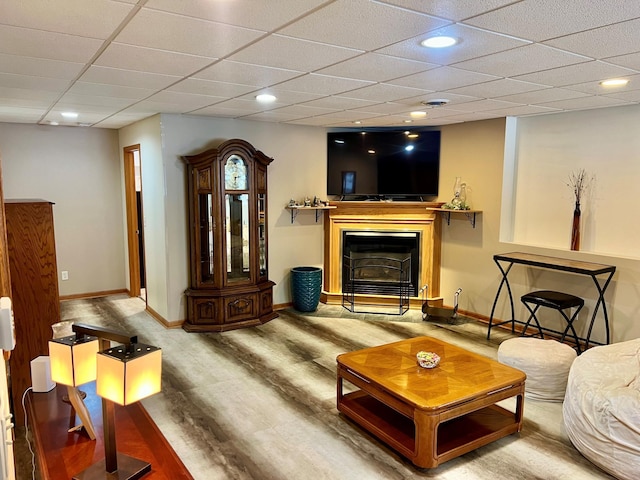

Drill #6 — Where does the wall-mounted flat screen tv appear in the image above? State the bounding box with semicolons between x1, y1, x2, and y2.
327;129;440;199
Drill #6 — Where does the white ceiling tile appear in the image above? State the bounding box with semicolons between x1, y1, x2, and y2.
50;102;123;116
465;1;640;42
0;87;58;103
239;111;304;122
199;98;265;114
268;105;336;117
301;96;380;110
341;83;433;102
0;106;46;123
602;90;640;102
0;54;84;80
193;60;303;86
514;61;638;87
603;52;640;71
0;0;135;39
168;78;256;98
484;105;561;117
145;0;326;31
441;99;524;112
115;8;264;58
393;91;481;106
446;78;550;98
545;18;640;60
279;0;449;51
228;34;362;72
66;82;155;100
377;0;517;21
316;53;436;82
348;102;421;115
562;74;640;95
144;91;223;110
497;88;589;105
0;73;69;92
454;44;590;78
79;66;180;90
537;95;630;111
58;93;136;109
270;74;373;96
289;116;349;126
189;106;249;118
376;24;529;65
94;112;153;129
95;43;214;76
1;0;640;128
238;89;325;105
390;66;499;91
0;25;103;63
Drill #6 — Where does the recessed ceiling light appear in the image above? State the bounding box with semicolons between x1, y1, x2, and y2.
600;78;629;87
49;121;59;126
61;111;78;119
421;36;457;48
410;111;427;118
256;94;276;103
403;119;413;123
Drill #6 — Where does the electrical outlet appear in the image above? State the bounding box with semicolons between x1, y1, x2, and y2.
61;271;69;281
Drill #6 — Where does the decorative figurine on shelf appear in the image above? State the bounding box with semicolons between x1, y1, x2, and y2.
288;199;296;207
304;197;311;207
312;196;321;206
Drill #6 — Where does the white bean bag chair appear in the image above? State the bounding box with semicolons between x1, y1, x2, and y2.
498;337;576;401
563;339;640;480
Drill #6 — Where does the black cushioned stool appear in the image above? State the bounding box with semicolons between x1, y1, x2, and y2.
520;290;584;353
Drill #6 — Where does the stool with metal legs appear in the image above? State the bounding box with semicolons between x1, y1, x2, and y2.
520;290;585;353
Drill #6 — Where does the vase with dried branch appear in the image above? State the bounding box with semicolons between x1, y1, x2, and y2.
566;169;591;251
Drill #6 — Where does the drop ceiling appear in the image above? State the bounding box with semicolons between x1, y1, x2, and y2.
1;0;640;129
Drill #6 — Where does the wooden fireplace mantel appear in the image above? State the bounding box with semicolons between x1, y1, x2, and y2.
322;201;443;309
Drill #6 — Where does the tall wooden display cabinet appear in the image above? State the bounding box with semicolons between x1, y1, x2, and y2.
5;199;60;425
183;139;277;332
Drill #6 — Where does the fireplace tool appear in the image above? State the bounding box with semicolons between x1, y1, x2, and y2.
420;285;463;324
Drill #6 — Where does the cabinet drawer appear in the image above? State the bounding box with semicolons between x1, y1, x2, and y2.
225;294;257;323
190;297;221;325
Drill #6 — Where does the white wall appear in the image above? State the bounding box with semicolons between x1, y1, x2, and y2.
118;116;167;317
122;114;327;322
510;104;640;258
0;122;125;296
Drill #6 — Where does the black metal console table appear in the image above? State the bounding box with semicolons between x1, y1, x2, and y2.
487;252;616;348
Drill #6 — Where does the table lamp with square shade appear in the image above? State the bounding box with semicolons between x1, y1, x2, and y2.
49;334;99;439
49;323;162;480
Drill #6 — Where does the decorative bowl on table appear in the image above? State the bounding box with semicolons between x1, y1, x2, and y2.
416;351;440;369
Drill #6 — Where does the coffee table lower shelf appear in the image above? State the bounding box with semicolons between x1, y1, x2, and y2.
338;390;521;468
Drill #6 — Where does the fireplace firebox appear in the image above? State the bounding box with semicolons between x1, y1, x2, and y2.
342;231;420;297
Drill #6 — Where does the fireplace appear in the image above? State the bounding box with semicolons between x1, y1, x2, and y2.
322;201;442;309
342;231;420;296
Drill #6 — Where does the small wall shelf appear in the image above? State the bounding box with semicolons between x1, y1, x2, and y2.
286;205;337;223
427;208;482;228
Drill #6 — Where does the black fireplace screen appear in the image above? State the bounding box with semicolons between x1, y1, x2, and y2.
341;231;420;297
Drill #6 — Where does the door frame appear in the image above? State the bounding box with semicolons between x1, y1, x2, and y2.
124;144;144;298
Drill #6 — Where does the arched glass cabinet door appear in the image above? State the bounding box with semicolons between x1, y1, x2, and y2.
224;154;250;282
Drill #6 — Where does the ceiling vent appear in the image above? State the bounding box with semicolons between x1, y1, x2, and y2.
421;99;449;107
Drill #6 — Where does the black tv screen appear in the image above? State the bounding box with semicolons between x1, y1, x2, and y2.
327;129;440;199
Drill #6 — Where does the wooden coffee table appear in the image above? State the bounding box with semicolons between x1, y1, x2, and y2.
337;336;525;468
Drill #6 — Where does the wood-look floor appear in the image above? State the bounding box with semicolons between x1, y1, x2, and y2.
16;295;615;480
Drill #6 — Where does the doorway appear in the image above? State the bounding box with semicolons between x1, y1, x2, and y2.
124;145;146;300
